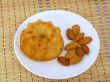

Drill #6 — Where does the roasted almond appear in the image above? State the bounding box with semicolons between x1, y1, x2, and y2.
70;56;82;65
76;47;84;57
66;28;74;40
65;42;79;50
72;25;80;36
74;33;84;41
65;50;75;59
79;37;92;44
57;57;70;66
81;44;90;54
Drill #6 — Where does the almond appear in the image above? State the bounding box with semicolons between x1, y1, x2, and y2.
79;37;92;44
74;33;84;41
81;44;90;54
65;42;79;50
76;47;84;57
70;56;82;65
66;28;74;40
72;25;80;36
57;57;70;66
65;50;75;59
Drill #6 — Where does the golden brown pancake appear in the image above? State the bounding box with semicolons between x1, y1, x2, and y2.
20;20;64;61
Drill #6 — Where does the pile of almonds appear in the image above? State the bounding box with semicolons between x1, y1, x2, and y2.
57;25;92;66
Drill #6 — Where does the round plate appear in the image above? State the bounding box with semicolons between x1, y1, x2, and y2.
14;10;100;79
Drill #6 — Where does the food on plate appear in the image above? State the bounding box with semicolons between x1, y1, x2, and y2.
65;42;79;50
79;37;92;45
72;25;80;36
81;44;90;54
65;50;75;59
66;28;74;40
58;24;92;66
74;33;84;41
75;47;84;57
69;56;82;65
20;20;64;61
57;57;70;66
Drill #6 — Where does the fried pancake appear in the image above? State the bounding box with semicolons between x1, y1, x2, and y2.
20;20;64;61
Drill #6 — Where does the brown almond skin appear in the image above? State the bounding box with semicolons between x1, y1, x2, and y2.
65;42;79;50
65;50;75;59
70;56;82;65
76;47;84;57
66;28;74;40
57;57;70;66
74;33;84;41
72;25;80;36
79;37;92;45
81;44;90;54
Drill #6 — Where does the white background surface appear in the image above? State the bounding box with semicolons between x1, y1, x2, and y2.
14;10;100;79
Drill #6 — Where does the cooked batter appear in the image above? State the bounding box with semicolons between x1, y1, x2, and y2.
20;20;64;61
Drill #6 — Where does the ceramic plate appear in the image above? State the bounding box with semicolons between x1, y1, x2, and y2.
14;10;100;79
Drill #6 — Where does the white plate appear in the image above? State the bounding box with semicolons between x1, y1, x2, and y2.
14;10;100;79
